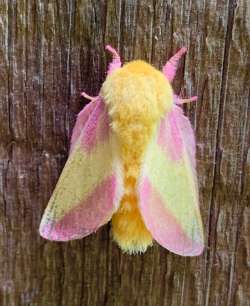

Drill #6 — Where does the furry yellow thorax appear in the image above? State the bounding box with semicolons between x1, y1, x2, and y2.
101;60;173;253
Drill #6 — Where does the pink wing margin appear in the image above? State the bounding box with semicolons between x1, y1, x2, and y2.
39;98;123;241
138;105;204;256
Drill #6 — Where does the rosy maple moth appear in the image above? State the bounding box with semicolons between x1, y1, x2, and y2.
39;45;204;256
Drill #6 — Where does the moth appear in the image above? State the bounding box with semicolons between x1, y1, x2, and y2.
39;45;204;256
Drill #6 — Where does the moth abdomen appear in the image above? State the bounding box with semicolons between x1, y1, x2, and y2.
108;100;157;253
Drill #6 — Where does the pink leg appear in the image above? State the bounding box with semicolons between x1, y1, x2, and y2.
162;47;187;82
174;94;198;105
81;92;98;102
105;45;121;75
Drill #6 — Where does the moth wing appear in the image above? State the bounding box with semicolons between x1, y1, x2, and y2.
39;98;123;241
138;105;204;256
70;100;97;152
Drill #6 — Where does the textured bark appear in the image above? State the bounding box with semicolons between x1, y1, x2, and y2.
0;1;249;306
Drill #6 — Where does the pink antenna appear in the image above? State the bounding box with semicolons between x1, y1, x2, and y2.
105;45;121;74
162;47;187;82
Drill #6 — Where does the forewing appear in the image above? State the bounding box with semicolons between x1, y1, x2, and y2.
70;100;97;152
138;105;204;256
39;99;123;241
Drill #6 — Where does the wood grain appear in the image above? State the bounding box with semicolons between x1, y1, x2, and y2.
0;1;249;305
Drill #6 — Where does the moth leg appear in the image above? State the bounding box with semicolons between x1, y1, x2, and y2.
162;47;187;82
81;92;99;101
105;45;121;74
174;94;198;105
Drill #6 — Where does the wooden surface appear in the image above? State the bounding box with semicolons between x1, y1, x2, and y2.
0;1;249;305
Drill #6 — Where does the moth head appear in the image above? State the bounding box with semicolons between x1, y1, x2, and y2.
100;59;173;123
